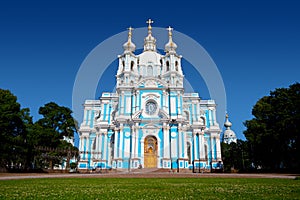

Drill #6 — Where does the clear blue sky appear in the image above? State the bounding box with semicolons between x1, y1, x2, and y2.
1;0;299;140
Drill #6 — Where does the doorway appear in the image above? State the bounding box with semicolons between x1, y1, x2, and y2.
144;136;157;168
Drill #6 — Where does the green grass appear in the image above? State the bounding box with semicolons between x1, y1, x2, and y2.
0;178;299;199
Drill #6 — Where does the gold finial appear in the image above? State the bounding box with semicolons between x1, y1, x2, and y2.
146;19;154;34
167;26;173;37
226;113;229;119
127;26;134;38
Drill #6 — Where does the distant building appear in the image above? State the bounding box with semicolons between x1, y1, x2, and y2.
222;114;237;144
78;20;222;172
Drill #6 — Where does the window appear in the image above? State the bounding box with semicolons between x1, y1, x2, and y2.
166;61;170;71
187;142;191;164
147;65;153;76
131;61;134;71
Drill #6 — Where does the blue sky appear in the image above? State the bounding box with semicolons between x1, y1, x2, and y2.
0;0;299;140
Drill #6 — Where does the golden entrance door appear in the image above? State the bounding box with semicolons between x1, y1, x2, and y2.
144;136;157;168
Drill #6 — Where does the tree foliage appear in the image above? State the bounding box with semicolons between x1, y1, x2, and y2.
244;83;300;171
221;140;251;172
0;89;78;171
0;89;25;168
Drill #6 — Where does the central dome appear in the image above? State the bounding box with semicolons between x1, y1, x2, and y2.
138;51;161;66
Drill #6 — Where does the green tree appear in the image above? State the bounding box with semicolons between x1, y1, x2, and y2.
221;140;251;172
37;102;77;138
33;102;78;169
0;89;27;169
244;83;300;171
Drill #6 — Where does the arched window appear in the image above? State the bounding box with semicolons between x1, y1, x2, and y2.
200;117;205;126
187;142;191;164
183;111;189;121
131;61;134;71
147;65;153;76
110;134;115;163
166;61;170;71
205;144;208;160
175;61;178;71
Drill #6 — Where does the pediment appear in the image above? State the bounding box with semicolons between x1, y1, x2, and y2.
137;78;166;88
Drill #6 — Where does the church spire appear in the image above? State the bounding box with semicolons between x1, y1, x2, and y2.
224;113;232;130
146;18;153;35
143;18;156;51
223;113;237;144
165;26;177;54
123;26;136;53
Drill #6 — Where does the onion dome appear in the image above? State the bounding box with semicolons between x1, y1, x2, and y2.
223;113;237;144
224;113;232;129
143;19;157;51
123;26;136;53
165;26;177;53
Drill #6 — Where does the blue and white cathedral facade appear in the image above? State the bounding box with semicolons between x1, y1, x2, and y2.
78;20;222;172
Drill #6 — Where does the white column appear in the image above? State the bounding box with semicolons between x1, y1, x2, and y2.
199;133;205;160
79;136;83;151
183;131;187;159
132;92;136;114
119;126;124;159
131;126;136;158
120;92;124;115
171;133;177;158
108;138;112;166
209;109;213;125
192;103;196;122
165;93;169;113
86;136;90;161
213;109;217;125
197;103;200;117
95;133;99;159
210;135;215;161
141;140;144;165
177;93;182;115
162;91;165;109
136;91;140;110
124;131;130;158
114;129;118;158
178;124;182;158
135;124;139;158
193;133;197;160
216;136;221;161
163;124;170;158
103;133;108;161
99;133;103;159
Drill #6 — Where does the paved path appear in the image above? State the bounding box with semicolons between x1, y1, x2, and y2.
0;172;297;180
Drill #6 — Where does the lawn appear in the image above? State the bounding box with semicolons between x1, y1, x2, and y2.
0;178;299;199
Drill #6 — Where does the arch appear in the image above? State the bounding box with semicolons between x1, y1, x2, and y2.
199;117;205;126
131;61;134;71
144;135;157;168
147;65;153;76
204;144;208;160
110;133;115;163
187;142;191;164
122;60;125;69
183;111;189;121
166;61;170;71
175;61;178;71
92;137;96;150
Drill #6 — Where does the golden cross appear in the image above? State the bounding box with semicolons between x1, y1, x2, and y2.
146;19;154;27
166;26;173;32
166;26;173;36
127;26;134;37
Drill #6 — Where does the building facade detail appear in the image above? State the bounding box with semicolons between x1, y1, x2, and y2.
78;20;222;171
223;114;237;144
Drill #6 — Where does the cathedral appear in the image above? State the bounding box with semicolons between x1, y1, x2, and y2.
78;20;222;172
